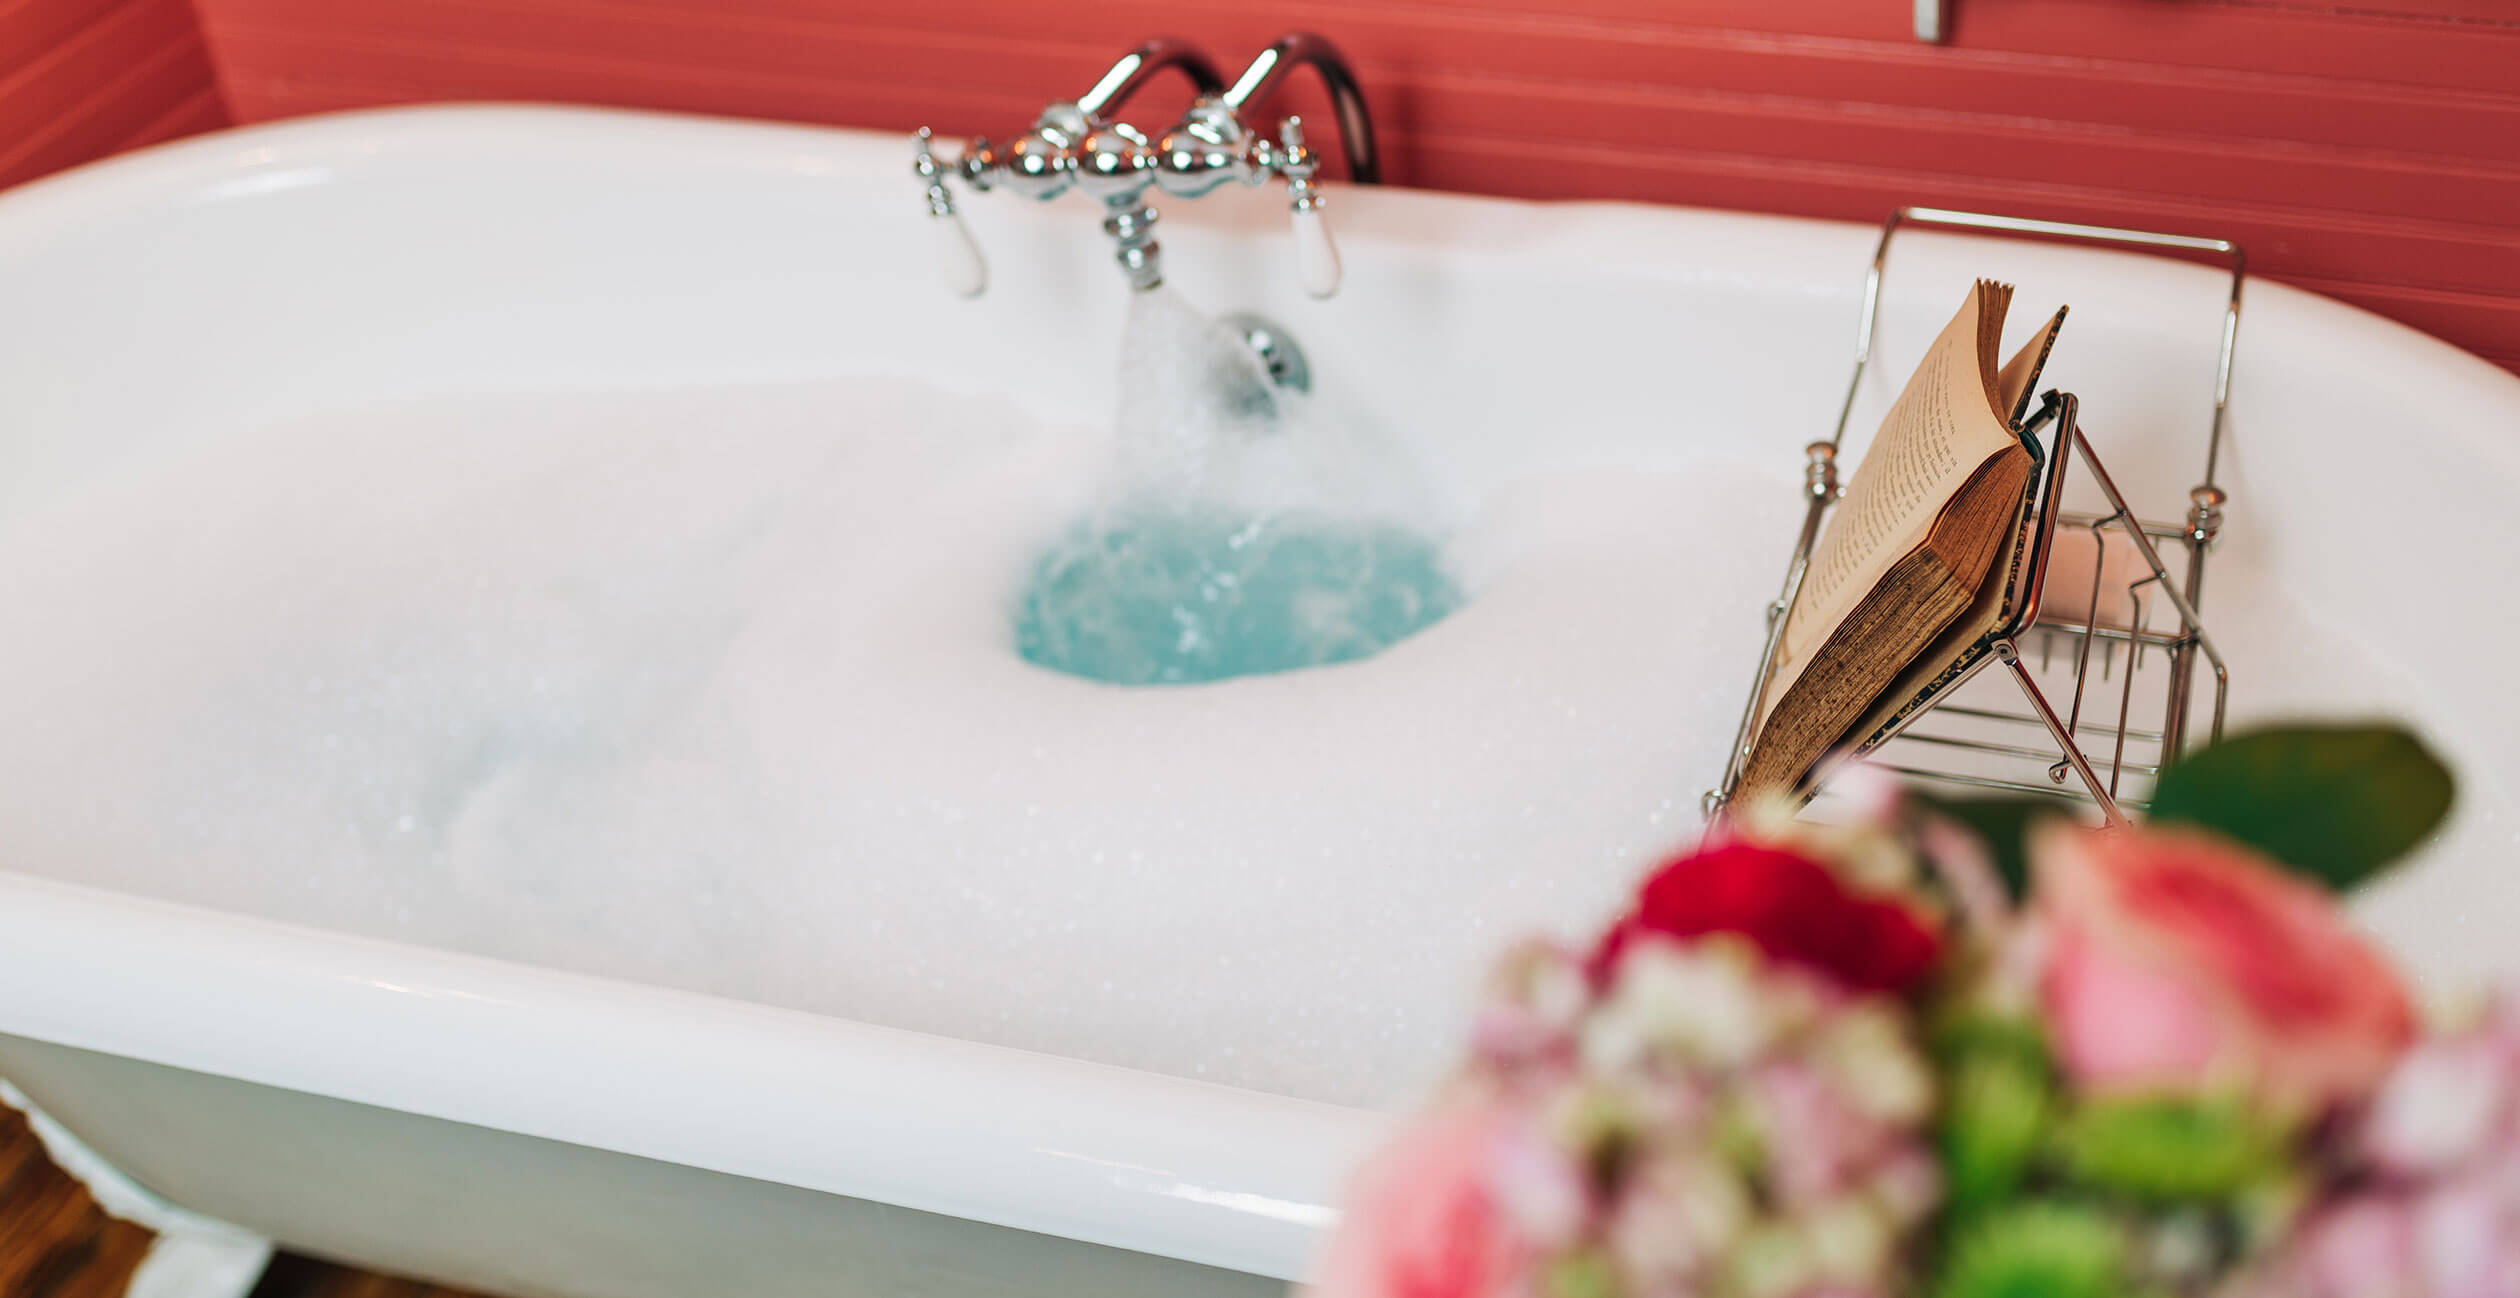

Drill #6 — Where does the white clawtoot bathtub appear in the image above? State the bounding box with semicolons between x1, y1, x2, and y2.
0;105;2514;1298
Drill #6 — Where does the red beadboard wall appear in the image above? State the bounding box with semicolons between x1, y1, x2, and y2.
0;0;226;190
12;1;2520;370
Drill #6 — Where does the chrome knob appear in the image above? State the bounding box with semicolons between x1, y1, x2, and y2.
998;130;1076;201
957;135;1001;190
1075;123;1157;202
1151;100;1250;199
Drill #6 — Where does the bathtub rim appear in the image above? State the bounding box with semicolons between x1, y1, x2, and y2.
0;867;1380;1282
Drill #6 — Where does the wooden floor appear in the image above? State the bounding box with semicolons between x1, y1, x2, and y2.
1;1104;490;1298
0;1101;151;1298
247;1254;491;1298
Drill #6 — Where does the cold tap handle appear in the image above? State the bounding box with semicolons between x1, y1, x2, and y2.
1277;117;1340;298
1290;196;1340;299
914;128;987;298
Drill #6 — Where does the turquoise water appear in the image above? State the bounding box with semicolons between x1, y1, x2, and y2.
1014;505;1464;686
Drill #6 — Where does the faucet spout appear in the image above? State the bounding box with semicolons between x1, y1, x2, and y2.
1221;33;1380;184
1077;37;1227;122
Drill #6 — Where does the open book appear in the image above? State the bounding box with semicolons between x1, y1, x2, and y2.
1736;280;2067;799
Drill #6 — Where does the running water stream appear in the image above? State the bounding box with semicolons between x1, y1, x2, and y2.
1012;288;1464;685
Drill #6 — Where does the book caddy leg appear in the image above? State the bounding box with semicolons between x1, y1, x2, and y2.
1709;208;2237;827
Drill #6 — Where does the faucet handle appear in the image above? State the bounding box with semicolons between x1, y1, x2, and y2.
914;127;987;298
1276;116;1340;298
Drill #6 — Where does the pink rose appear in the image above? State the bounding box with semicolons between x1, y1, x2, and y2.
2031;823;2416;1117
1305;1090;1544;1298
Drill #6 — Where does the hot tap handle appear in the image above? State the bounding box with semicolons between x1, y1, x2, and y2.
914;128;987;298
931;201;989;299
1277;117;1340;299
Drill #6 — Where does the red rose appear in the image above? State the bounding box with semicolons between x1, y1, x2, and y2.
1593;842;1941;995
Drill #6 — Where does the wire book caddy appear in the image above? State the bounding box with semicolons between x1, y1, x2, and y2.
1707;208;2240;828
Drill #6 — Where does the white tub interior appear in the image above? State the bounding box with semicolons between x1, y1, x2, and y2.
0;107;2513;1119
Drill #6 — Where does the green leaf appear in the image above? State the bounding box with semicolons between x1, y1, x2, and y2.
1932;1016;2056;1224
2148;724;2454;891
2054;1097;2286;1204
1942;1051;2054;1221
1914;792;2081;901
1931;1200;2128;1298
1928;1012;2053;1078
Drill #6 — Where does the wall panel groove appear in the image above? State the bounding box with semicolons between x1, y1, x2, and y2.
0;0;226;190
114;84;229;152
0;36;215;182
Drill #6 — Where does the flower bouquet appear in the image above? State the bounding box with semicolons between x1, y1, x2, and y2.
1305;724;2520;1298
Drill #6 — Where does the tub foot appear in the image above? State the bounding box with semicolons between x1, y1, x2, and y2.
126;1232;273;1298
0;1079;273;1298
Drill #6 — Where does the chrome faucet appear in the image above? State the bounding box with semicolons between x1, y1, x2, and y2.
914;32;1379;299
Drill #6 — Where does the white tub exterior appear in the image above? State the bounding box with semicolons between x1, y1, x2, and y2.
0;105;2514;1298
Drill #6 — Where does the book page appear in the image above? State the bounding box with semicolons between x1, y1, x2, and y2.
1997;306;2070;428
1845;312;2071;750
1846;457;2039;752
1759;282;2024;717
1784;282;2018;664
